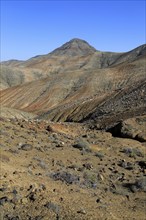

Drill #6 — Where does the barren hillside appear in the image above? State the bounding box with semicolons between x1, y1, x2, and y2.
0;39;146;220
0;39;146;127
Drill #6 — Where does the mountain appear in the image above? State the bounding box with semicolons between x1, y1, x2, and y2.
49;38;97;56
0;39;146;128
1;39;145;90
1;39;146;219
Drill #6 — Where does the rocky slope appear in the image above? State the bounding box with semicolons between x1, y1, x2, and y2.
1;39;145;90
1;41;145;128
0;117;146;220
0;106;36;120
0;39;146;220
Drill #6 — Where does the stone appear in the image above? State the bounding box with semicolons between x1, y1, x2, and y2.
77;208;86;214
21;198;28;204
118;160;134;170
0;196;8;205
138;160;146;169
19;144;33;151
44;201;60;214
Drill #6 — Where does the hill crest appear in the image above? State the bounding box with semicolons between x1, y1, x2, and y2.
49;38;97;56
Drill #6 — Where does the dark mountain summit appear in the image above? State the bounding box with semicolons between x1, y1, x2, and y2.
50;38;97;56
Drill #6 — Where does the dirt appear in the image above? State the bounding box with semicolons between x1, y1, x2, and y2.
0;39;146;220
0;117;146;220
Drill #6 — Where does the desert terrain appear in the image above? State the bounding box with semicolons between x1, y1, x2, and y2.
0;39;146;219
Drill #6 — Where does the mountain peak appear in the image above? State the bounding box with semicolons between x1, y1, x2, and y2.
68;38;88;43
50;38;97;56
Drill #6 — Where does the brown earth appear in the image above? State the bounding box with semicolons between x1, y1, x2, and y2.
0;49;146;127
0;39;146;219
0;116;146;220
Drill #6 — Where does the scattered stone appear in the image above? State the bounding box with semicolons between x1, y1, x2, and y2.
46;125;55;132
12;189;18;195
21;198;28;204
44;201;60;214
35;216;44;220
54;140;64;148
52;133;58;139
77;208;86;214
83;163;93;170
38;160;48;170
11;194;21;204
96;198;101;203
28;192;37;202
11;216;20;220
82;134;88;138
0;187;6;192
67;164;79;170
138;160;146;169
1;116;146;219
118;160;134;170
19;144;33;151
0;196;8;205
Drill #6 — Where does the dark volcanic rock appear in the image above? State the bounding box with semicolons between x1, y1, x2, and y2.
138;161;146;169
0;196;8;205
19;144;33;151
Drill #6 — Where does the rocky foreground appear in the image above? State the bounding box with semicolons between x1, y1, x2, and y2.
0;116;146;220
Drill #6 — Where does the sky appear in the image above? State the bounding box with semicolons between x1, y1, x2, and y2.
1;0;145;61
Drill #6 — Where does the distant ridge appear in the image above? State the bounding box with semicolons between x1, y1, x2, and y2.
0;38;146;128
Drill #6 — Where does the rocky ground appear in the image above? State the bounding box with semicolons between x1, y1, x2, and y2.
0;39;146;220
0;116;146;220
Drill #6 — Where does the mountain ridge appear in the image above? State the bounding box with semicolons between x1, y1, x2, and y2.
1;39;146;90
2;39;146;63
1;39;146;219
0;39;146;128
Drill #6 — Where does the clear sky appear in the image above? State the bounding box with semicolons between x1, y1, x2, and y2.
1;0;145;61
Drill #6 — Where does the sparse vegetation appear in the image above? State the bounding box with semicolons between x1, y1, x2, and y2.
0;39;146;219
73;139;91;152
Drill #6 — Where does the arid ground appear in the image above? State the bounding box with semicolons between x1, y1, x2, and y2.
0;39;146;219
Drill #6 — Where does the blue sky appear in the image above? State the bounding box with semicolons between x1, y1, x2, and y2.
1;0;145;61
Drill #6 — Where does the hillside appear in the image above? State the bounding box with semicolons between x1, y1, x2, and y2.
0;40;146;128
0;115;146;219
0;39;146;220
1;39;145;90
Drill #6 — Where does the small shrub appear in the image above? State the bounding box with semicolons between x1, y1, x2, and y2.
82;171;98;188
44;201;60;217
50;171;80;184
123;177;146;193
122;147;144;158
73;139;91;152
94;152;104;159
